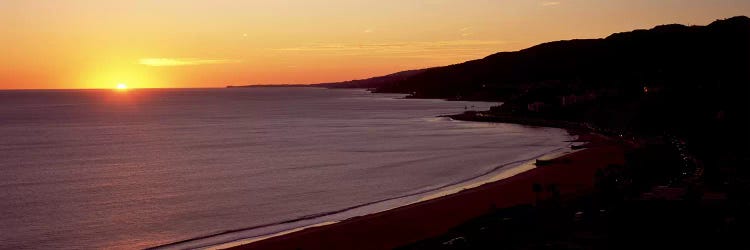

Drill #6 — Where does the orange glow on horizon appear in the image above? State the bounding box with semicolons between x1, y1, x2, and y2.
1;1;749;89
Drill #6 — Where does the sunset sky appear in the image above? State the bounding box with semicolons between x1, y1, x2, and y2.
1;0;749;89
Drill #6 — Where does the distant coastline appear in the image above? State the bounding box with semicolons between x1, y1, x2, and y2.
226;84;313;88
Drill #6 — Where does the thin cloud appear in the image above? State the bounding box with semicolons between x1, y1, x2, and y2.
540;1;560;6
460;27;473;37
139;58;241;67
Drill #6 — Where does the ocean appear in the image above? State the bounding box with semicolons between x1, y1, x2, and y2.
0;87;571;249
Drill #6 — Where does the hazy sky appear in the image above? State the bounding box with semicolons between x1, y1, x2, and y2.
1;0;749;89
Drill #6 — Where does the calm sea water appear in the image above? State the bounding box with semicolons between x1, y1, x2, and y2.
0;87;570;249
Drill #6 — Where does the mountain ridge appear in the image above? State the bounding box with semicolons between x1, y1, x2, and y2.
315;16;748;101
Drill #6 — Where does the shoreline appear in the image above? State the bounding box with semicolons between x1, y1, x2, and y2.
202;146;575;249
226;130;624;250
149;136;574;250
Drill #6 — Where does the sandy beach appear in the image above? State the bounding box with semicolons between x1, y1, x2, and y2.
226;133;626;250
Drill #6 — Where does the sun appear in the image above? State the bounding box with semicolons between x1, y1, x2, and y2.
116;83;128;90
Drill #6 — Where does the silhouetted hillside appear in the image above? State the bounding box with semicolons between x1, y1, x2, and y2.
316;69;429;89
369;16;749;101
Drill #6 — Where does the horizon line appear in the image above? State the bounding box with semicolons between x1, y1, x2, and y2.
0;84;322;91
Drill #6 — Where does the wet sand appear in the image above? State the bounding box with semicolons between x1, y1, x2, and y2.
227;134;626;250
